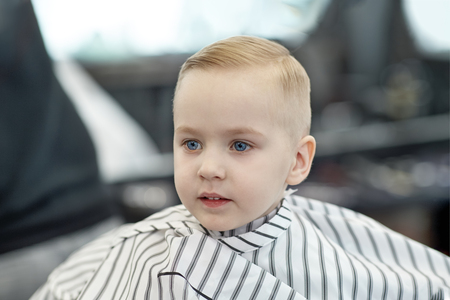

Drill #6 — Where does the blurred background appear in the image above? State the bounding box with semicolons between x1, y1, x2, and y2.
6;0;450;254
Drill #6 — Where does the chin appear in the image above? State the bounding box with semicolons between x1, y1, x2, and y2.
202;220;237;232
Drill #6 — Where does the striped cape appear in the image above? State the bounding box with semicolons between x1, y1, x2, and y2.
31;195;450;300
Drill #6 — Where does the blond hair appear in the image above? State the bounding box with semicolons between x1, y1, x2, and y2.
174;36;311;138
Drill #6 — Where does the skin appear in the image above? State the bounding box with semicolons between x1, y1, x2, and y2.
173;66;316;231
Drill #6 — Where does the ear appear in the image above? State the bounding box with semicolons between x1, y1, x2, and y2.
286;135;316;186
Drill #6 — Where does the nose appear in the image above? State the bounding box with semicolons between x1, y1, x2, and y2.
197;150;226;180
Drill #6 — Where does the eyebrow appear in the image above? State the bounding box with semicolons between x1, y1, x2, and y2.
175;126;265;137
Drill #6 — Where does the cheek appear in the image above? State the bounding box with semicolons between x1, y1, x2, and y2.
254;154;292;186
174;170;192;205
255;150;289;173
174;149;193;172
174;154;193;191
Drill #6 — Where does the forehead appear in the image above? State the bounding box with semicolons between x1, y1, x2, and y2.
174;66;281;111
173;67;287;133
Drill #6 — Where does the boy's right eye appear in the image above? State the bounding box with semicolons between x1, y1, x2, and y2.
184;140;202;151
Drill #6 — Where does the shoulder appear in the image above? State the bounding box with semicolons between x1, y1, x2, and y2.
287;194;384;229
287;194;450;264
89;204;198;245
30;204;200;300
288;194;353;217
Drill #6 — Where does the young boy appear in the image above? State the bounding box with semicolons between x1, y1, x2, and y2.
31;36;449;300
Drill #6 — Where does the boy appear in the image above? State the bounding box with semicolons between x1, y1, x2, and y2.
31;36;449;300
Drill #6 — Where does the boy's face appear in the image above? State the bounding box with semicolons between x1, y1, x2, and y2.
173;67;297;231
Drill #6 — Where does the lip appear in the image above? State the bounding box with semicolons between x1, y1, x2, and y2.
198;192;232;208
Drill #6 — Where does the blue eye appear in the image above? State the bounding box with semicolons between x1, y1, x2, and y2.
233;141;249;152
185;140;201;150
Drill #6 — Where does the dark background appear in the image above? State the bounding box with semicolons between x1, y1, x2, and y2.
5;0;449;254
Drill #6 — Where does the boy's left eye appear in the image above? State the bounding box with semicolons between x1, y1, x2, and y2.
232;141;250;152
184;140;201;150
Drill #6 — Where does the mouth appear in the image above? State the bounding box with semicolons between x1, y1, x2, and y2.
198;193;232;208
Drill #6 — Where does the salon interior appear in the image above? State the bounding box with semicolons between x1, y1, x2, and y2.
6;0;450;254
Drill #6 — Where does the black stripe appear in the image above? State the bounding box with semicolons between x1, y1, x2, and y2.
157;251;175;300
56;269;94;287
212;252;237;298
247;220;253;232
269;238;277;276
56;253;109;274
321;213;346;300
280;204;291;212
376;263;386;300
150;209;191;221
253;248;259;265
321;213;344;300
178;206;190;212
323;209;343;248
340;206;381;300
118;236;165;299
291;196;298;206
286;227;293;287
268;280;281;299
58;241;111;273
333;246;343;300
345;251;358;300
338;208;361;300
185;235;208;279
365;262;373;300
197;243;222;291
405;238;432;299
353;211;376;229
322;201;331;215
199;224;210;235
319;233;327;300
306;198;314;210
236;236;261;248
431;289;444;300
363;228;386;300
169;237;189;300
218;239;244;254
277;213;291;222
425;245;449;288
385;232;417;300
182;277;189;300
110;235;138;299
293;212;309;298
288;288;297;300
254;230;277;239
158;272;213;300
171;237;188;272
92;242;125;300
303;210;327;300
230;260;251;300
181;221;194;235
267;222;285;230
344;253;359;300
312;203;345;299
142;242;171;300
341;207;363;254
249;269;266;300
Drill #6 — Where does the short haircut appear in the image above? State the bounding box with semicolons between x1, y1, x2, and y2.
174;35;311;138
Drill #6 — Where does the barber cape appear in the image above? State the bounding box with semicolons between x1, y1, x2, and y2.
32;193;450;300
